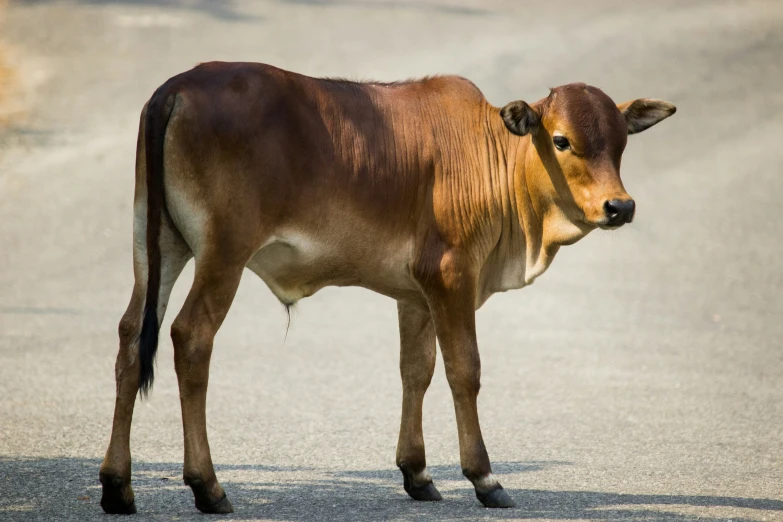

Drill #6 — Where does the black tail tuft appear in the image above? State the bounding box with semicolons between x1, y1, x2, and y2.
138;299;160;398
136;83;176;399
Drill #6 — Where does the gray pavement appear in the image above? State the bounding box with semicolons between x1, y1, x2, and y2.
1;1;782;520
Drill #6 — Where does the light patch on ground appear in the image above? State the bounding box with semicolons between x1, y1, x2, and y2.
0;503;34;512
0;44;50;128
114;13;188;28
0;0;13;125
592;502;775;521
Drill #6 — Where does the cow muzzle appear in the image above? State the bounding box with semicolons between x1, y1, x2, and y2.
603;199;636;227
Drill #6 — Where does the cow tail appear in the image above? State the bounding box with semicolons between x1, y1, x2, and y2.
138;87;177;399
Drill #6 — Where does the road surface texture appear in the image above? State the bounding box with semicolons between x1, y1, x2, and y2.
1;1;782;521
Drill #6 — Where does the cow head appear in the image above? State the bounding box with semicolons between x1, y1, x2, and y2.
500;84;675;236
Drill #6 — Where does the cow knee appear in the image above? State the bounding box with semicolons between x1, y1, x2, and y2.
446;367;481;398
170;316;192;350
115;314;141;379
401;366;435;391
118;314;140;347
171;318;214;366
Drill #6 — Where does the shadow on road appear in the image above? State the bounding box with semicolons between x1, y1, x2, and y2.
15;0;253;21
15;0;493;19
1;456;780;521
274;0;492;16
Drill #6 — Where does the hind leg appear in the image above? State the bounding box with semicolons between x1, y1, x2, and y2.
100;216;191;514
170;244;249;514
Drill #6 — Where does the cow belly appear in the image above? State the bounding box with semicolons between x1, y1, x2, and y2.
246;232;416;305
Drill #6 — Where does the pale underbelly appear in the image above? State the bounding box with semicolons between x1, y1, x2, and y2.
245;233;418;305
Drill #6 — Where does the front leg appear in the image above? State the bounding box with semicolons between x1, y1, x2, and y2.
396;302;442;501
422;252;516;508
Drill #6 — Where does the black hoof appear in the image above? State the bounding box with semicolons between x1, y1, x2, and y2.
476;485;516;508
99;474;137;514
101;497;137;515
196;495;234;514
405;479;443;501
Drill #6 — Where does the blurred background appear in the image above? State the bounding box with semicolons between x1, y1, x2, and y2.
0;1;782;520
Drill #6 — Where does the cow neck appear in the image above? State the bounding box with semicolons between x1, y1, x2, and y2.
496;128;570;287
474;115;550;294
511;133;552;284
519;131;595;283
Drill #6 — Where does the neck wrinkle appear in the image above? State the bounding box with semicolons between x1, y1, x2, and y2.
494;122;546;264
518;136;547;276
478;109;545;291
482;106;520;249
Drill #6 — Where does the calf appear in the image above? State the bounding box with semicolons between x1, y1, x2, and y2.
99;62;675;513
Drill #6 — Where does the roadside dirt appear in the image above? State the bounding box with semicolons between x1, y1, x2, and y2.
0;49;16;125
0;0;17;126
0;1;51;145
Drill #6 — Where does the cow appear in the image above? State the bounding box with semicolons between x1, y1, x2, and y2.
98;62;675;514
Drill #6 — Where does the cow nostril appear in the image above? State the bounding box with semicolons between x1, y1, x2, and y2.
604;199;636;224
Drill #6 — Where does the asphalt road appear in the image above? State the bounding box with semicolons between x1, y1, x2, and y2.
1;1;782;521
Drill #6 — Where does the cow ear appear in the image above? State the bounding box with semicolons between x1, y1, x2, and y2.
617;99;676;135
500;100;541;136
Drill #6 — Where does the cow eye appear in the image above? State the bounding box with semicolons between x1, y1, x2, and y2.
553;135;570;151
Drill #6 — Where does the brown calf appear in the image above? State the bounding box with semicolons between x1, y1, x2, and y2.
99;62;675;514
